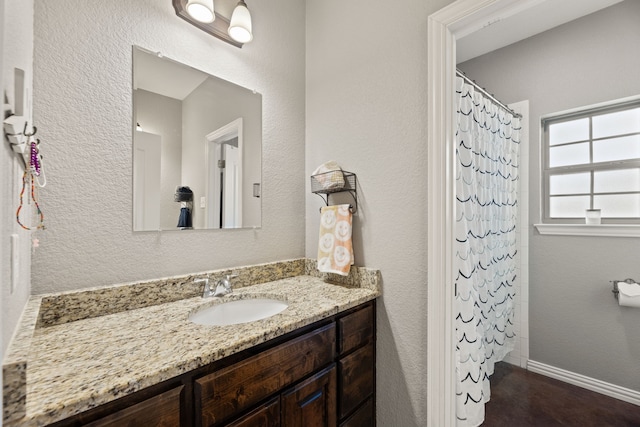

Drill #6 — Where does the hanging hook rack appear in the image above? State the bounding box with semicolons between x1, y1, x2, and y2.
310;170;358;214
4;116;37;171
23;122;37;137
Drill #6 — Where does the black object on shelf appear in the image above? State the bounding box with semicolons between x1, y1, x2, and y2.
174;186;194;229
310;170;357;213
174;186;193;202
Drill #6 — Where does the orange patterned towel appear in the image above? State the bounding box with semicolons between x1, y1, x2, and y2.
317;204;354;276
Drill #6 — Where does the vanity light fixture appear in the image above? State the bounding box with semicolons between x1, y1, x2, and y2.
172;0;252;48
228;0;253;43
186;0;215;23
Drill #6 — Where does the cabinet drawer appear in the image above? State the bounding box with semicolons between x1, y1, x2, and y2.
196;323;335;426
338;342;374;419
338;303;373;355
339;398;373;427
84;385;183;427
226;396;280;427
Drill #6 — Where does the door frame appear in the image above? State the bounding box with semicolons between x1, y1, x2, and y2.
205;118;244;228
426;1;538;425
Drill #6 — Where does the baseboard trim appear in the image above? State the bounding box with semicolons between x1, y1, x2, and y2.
527;360;640;406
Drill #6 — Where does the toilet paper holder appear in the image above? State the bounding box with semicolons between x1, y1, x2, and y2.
611;278;639;300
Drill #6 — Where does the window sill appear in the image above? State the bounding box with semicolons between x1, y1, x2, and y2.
534;224;640;238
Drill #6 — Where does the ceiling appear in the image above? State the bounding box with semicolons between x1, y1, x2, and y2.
133;48;208;100
457;0;624;63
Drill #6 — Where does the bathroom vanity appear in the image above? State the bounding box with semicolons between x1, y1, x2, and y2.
52;301;374;426
2;259;380;426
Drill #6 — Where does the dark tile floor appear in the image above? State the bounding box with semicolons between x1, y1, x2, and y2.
483;362;640;427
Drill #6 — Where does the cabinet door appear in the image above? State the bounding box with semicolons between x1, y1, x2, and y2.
84;386;183;427
226;396;280;427
196;324;335;426
339;398;373;427
339;343;374;419
282;364;337;427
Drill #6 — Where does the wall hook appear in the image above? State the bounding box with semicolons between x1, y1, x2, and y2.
23;122;37;137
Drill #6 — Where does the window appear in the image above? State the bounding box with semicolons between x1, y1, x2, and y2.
542;100;640;223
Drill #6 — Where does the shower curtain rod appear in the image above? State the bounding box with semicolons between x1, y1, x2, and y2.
456;69;522;119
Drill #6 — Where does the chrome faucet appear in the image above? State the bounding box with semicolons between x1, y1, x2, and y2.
195;278;214;298
197;274;238;298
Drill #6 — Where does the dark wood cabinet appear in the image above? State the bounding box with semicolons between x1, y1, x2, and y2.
339;398;373;427
50;301;376;427
281;365;337;427
226;396;280;427
338;343;374;419
336;303;375;425
84;386;184;427
196;324;335;426
337;303;374;355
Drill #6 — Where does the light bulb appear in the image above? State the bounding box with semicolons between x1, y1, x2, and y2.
186;0;215;23
228;1;253;43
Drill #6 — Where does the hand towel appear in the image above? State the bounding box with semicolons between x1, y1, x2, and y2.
312;160;345;191
317;204;354;276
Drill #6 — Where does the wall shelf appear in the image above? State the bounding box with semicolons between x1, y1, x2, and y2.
310;170;357;213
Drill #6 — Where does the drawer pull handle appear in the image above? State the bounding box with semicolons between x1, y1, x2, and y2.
299;390;323;408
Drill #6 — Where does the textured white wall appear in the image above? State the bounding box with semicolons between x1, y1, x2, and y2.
2;0;33;357
32;0;306;293
459;1;640;391
305;0;454;425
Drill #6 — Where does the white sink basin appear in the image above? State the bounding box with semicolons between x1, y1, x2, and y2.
189;298;288;326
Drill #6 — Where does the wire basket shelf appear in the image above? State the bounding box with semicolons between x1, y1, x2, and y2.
310;170;357;212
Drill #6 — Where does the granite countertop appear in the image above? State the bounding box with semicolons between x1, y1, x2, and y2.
2;259;380;426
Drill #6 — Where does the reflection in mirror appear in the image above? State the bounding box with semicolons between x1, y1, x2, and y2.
132;46;262;231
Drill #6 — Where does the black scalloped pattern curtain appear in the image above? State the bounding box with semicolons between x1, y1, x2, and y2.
454;77;521;427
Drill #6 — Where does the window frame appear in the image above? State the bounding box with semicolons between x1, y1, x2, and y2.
542;99;640;224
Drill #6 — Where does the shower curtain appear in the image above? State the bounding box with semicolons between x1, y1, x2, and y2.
454;76;521;427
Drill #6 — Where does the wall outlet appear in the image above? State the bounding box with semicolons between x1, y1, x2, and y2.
11;234;19;294
200;196;206;208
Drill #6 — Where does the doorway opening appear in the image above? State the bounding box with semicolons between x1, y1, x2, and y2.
206;118;244;229
426;0;596;424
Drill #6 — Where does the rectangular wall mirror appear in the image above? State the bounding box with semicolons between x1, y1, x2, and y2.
132;46;262;231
